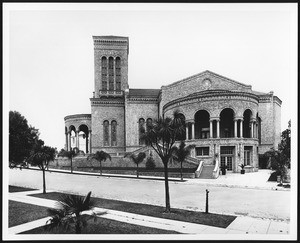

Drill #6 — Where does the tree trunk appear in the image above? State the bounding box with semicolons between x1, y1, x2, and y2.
71;157;73;173
180;162;183;181
100;161;102;175
163;160;171;212
42;168;46;194
75;215;81;234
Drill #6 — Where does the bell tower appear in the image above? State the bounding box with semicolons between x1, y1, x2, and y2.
93;36;129;98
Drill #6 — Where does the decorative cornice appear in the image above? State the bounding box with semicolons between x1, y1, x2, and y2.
64;114;91;121
258;95;282;106
273;96;282;106
163;90;259;111
127;97;159;103
90;98;125;106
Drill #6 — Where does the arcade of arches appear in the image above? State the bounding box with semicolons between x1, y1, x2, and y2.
65;124;91;153
178;108;261;141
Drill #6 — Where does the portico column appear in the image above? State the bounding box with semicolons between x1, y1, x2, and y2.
76;130;79;149
191;122;195;140
234;119;238;138
185;124;189;140
209;120;213;138
240;119;243;138
89;130;92;153
216;119;220;138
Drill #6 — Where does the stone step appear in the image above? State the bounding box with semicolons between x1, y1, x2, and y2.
199;165;215;179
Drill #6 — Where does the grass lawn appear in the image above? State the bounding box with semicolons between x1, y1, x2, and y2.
21;215;180;234
9;200;49;227
9;185;38;193
30;192;236;228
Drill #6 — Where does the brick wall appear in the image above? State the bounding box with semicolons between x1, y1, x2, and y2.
91;103;125;153
125;100;159;148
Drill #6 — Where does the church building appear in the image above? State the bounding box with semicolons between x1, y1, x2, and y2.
64;36;282;173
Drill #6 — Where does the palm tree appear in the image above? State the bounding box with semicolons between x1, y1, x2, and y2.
58;147;82;173
46;191;102;234
171;141;195;181
124;152;146;178
87;151;111;175
140;110;185;212
26;145;56;194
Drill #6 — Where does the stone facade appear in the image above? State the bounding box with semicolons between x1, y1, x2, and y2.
64;35;282;173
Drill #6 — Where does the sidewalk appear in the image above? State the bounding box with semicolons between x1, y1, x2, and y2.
8;189;289;235
30;167;289;191
185;169;290;191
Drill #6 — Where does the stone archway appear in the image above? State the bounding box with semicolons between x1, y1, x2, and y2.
78;124;90;153
194;110;210;139
243;109;253;138
220;108;235;138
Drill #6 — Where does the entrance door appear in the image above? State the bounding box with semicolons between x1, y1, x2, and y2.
220;146;234;171
221;156;233;171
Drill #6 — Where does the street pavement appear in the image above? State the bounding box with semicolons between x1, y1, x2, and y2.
5;167;296;240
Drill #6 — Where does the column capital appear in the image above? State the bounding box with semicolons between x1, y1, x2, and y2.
234;117;244;121
210;117;220;122
250;118;257;123
186;119;195;124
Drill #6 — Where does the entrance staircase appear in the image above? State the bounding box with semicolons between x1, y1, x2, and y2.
199;165;215;179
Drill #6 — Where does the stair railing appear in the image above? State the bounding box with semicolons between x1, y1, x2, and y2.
195;160;204;178
212;158;220;179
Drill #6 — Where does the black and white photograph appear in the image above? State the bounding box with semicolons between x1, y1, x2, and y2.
3;2;297;241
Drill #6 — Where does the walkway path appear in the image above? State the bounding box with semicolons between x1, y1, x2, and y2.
8;189;290;235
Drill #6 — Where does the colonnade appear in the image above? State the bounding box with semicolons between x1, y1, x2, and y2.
65;130;92;153
185;117;258;140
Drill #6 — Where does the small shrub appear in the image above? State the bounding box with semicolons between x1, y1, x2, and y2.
145;155;156;170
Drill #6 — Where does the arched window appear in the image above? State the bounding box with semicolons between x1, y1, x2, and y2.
139;118;145;145
101;57;107;90
103;120;109;146
146;118;152;132
108;57;114;90
111;120;117;146
116;57;121;91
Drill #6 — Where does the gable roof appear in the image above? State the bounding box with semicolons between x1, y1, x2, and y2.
164;70;252;90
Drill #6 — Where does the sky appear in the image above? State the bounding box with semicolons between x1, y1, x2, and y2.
4;3;298;150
